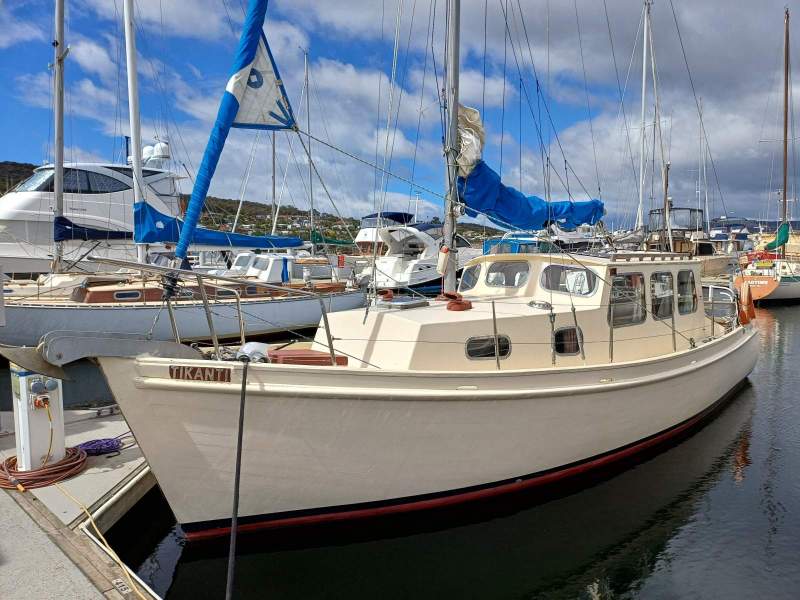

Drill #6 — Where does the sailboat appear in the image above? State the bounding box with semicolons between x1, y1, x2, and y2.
8;0;759;539
736;9;800;302
0;0;365;347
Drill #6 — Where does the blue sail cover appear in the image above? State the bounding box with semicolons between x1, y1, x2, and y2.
173;0;296;260
54;216;132;242
457;160;605;231
134;202;301;248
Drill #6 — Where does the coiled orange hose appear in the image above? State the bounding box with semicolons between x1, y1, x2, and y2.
0;447;87;491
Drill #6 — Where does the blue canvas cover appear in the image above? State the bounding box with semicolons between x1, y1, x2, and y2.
134;202;302;248
457;160;604;231
53;216;132;242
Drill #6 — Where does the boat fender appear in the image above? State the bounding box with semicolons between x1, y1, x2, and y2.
447;298;473;311
738;282;755;324
436;246;450;275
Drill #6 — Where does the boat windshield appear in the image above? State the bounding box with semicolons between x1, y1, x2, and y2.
13;169;54;192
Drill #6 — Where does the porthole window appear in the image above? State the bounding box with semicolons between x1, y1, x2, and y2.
465;335;511;360
485;261;530;288
541;265;597;296
245;285;259;295
554;327;582;355
113;290;142;301
459;264;481;292
677;270;698;314
650;272;674;320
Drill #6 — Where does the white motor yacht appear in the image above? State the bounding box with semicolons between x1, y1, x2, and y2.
0;144;183;276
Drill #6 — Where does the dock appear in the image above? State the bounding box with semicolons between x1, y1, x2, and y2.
0;409;158;599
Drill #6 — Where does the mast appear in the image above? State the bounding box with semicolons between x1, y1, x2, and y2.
636;0;651;231
271;131;276;234
123;0;147;263
305;52;315;255
442;0;461;293
782;8;789;227
52;0;65;273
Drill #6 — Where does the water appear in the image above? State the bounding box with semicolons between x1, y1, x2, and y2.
108;307;800;599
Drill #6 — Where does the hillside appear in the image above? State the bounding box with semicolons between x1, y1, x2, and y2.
0;161;36;194
0;161;501;243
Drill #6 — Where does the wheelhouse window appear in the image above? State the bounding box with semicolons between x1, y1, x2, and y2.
541;265;597;296
485;261;530;288
554;327;582;355
14;169;54;192
465;335;511;360
608;273;646;327
650;272;674;320
459;264;481;292
677;270;698;314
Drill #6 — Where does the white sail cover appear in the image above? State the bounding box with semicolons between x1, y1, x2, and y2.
456;104;485;178
225;34;294;129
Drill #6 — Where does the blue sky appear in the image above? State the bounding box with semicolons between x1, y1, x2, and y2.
1;0;796;227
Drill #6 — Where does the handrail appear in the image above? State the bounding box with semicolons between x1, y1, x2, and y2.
86;255;327;299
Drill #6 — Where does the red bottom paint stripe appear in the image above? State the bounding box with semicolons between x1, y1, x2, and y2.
184;383;742;541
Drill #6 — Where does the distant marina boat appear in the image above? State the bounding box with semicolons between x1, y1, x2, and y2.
737;9;800;301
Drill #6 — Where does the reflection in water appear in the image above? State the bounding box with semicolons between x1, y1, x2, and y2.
109;308;800;599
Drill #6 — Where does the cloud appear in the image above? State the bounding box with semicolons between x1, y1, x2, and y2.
0;5;45;49
70;36;118;81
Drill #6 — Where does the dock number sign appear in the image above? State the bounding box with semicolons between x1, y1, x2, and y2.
169;365;232;382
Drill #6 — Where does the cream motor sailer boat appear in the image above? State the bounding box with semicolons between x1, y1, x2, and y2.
69;251;756;539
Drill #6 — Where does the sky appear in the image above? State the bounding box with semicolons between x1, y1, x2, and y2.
1;0;798;230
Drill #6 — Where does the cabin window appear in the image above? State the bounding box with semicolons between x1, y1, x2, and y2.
608;273;646;327
677;270;698;314
233;255;252;268
63;169;90;194
541;265;597;296
455;235;472;248
216;289;237;298
86;172;130;193
696;242;715;256
459;264;481;292
554;327;582;355
465;335;511;360
650;272;674;320
253;257;270;270
113;290;142;301
485;261;530;288
245;285;259;296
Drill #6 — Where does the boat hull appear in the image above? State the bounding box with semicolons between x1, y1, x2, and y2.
735;274;800;301
97;325;758;538
0;290;366;346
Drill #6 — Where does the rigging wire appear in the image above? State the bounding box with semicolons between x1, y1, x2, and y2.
667;0;728;216
574;0;602;200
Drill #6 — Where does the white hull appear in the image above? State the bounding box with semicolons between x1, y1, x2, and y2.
0;291;366;347
98;325;757;529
